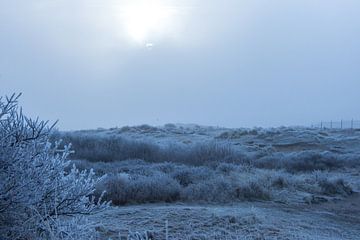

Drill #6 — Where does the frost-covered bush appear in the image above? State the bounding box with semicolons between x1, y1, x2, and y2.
255;151;357;172
69;159;149;177
97;172;181;205
152;162;178;174
318;178;353;196
171;165;214;187
216;129;259;139
216;162;238;175
184;142;238;166
52;131;249;166
234;182;270;200
94;162;272;204
129;174;181;203
53;132;162;162
0;94;109;239
95;173;130;205
181;176;236;202
171;167;195;187
76;158;355;205
180;175;270;202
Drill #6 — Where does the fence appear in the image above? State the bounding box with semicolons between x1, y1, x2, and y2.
311;120;360;129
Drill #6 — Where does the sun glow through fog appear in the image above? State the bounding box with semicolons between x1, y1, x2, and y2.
121;1;176;44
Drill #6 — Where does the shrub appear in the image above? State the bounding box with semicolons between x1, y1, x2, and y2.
152;162;178;174
181;176;236;202
185;142;236;165
95;173;130;205
53;133;162;162
235;182;270;200
164;123;177;129
319;179;353;196
93;163;274;204
80;157;359;205
271;176;288;189
129;174;181;203
98;173;181;205
171;168;195;187
216;163;238;175
52;131;248;166
0;94;109;239
171;166;214;187
255;151;350;172
178;170;270;202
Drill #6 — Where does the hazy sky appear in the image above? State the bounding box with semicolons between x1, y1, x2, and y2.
1;0;360;130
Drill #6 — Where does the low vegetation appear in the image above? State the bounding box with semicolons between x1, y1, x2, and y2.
66;159;354;206
51;131;248;165
255;151;360;172
52;131;360;172
49;130;360;207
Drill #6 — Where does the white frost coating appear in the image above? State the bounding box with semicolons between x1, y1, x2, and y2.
0;94;109;239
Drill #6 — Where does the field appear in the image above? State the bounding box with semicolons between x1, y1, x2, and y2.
52;124;360;239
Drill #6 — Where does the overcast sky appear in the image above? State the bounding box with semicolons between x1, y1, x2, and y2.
1;0;359;130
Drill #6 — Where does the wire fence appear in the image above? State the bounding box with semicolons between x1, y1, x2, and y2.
311;120;360;129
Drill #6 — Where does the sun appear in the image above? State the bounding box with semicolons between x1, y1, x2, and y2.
121;1;176;44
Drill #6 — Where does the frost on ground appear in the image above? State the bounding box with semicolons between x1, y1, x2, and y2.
92;194;360;239
52;124;360;239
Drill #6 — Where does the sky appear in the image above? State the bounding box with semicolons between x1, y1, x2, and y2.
1;0;360;130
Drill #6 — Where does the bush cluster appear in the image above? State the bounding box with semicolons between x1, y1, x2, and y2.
84;159;356;206
52;132;162;162
97;173;181;205
91;161;301;205
255;151;360;172
53;131;360;173
52;132;248;166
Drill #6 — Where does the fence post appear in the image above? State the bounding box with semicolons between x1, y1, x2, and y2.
351;119;354;129
330;120;332;129
341;120;343;129
320;121;323;129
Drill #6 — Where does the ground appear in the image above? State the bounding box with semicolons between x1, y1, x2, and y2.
93;193;360;240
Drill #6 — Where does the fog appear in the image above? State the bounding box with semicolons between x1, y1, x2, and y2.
1;0;359;130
